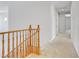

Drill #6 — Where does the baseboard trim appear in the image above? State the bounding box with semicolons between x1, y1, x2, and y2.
72;42;79;56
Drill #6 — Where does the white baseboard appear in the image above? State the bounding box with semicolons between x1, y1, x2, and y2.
73;43;79;56
49;34;56;43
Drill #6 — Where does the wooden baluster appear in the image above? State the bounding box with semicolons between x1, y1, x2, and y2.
34;30;36;54
16;32;18;57
20;31;21;58
27;31;29;55
33;30;34;53
27;31;30;55
35;30;37;54
34;30;35;54
12;32;14;57
29;25;32;53
37;25;40;54
33;30;35;53
32;30;34;53
34;30;36;53
24;31;26;56
31;30;33;53
23;31;25;57
35;30;38;54
8;32;10;57
25;31;27;56
26;31;28;56
22;31;24;57
2;33;4;58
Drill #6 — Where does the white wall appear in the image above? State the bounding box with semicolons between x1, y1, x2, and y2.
51;3;57;40
0;6;8;32
56;11;59;35
71;1;79;56
0;2;57;49
8;2;53;48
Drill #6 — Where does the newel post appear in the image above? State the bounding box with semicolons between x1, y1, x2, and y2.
29;25;32;53
37;25;40;54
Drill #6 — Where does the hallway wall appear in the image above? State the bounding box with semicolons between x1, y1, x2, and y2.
8;2;52;48
51;3;57;40
71;1;79;56
0;6;8;32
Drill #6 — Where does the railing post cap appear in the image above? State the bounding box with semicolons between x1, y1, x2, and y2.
29;25;32;29
29;25;31;27
38;25;39;27
37;25;40;30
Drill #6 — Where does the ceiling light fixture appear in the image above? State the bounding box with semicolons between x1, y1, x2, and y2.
65;14;71;17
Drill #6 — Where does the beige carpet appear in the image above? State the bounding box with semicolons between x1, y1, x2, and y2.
27;33;79;58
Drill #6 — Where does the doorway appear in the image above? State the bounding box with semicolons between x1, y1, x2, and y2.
58;12;71;38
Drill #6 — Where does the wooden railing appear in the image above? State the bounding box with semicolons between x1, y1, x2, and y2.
0;25;40;58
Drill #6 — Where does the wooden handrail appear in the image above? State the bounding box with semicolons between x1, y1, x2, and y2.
1;25;40;58
0;29;37;34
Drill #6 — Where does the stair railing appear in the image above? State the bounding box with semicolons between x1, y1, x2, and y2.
0;25;40;58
